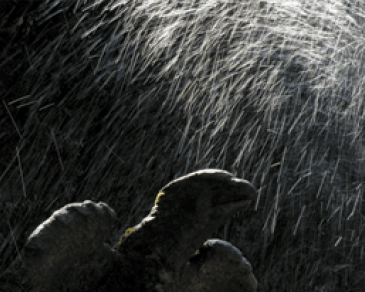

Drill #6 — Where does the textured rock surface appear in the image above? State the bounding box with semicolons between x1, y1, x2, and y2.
181;239;258;292
1;169;257;292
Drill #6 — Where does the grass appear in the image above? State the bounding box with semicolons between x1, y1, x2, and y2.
1;0;365;290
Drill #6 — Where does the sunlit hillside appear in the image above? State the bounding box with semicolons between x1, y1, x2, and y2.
1;0;365;290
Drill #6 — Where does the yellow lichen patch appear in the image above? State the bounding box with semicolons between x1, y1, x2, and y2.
193;242;208;255
118;227;136;245
154;191;165;205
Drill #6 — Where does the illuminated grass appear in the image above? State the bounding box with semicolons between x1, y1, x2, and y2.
1;0;365;290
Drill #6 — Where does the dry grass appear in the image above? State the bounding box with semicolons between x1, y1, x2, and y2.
1;0;365;290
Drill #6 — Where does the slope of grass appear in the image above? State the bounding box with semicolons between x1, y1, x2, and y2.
1;0;365;290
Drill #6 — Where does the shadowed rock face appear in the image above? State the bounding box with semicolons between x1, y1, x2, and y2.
181;239;258;292
113;169;257;291
0;201;118;292
0;169;257;292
